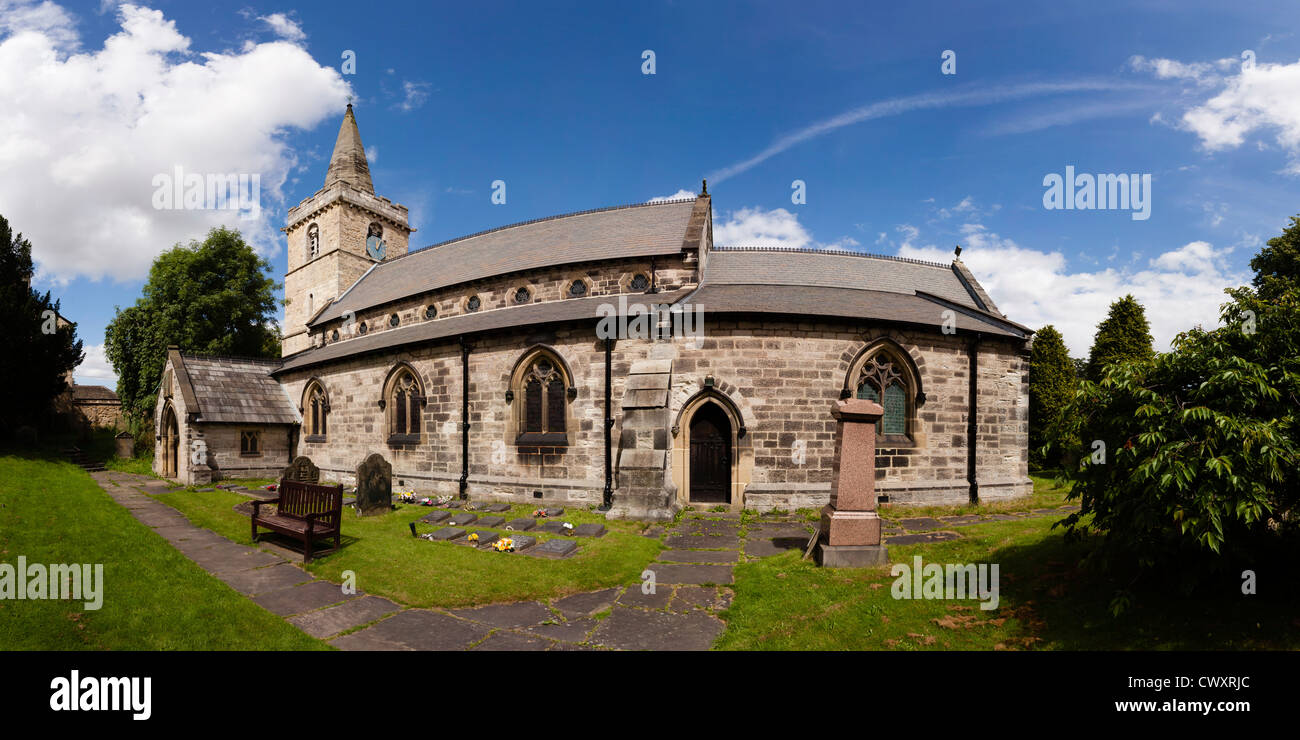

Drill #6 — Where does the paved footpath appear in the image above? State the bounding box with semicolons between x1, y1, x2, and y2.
92;470;1075;651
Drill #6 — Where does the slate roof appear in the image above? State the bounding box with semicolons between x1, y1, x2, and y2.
312;198;699;325
71;384;119;402
277;290;692;375
177;353;299;424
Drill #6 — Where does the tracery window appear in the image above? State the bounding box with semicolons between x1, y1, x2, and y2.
567;280;587;298
385;367;423;442
240;430;261;455
307;223;319;260
854;355;909;437
513;352;569;446
303;381;328;439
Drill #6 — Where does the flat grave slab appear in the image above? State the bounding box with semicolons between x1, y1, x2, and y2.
447;513;478;526
427;527;466;541
502;534;537;551
536;521;567;534
505;518;536;531
419;510;450;524
572;523;606;538
897;517;945;531
464;531;500;547
940;515;986;527
543;507;564;516
485;503;512;512
886;531;962;545
288;596;402;639
657;549;739;564
476;515;506;528
529;539;578;558
663;534;740;550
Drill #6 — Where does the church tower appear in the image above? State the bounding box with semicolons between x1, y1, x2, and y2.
282;104;413;356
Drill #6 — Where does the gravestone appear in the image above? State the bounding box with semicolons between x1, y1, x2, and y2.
477;515;506;528
354;453;393;517
114;431;134;459
532;539;578;557
420;510;450;524
506;534;537;551
282;456;321;484
536;521;566;534
485;503;512;513
573;523;606;538
505;518;536;531
448;512;478;526
466;531;499;547
817;399;889;567
428;528;465;541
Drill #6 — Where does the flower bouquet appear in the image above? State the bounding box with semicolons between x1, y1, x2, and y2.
467;532;479;544
493;538;515;552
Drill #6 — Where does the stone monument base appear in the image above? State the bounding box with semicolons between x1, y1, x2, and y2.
816;543;890;568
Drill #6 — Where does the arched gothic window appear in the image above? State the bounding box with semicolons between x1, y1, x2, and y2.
384;366;424;443
854;354;911;438
303;381;329;440
511;350;570;446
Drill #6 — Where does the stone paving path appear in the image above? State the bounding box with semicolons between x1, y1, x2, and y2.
91;470;1078;651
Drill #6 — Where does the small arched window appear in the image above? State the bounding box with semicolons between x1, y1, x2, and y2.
303;381;329;440
630;273;649;291
307;223;319;260
515;287;530;304
567;280;587;298
466;295;481;312
855;355;909;438
389;313;400;327
424;305;437;320
512;350;570;446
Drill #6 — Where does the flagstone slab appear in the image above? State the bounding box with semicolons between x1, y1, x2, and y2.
745;523;812;539
897;517;945;531
288;596;402;639
647;563;734;585
552;588;620;619
449;600;554;629
217;563;313;595
253;579;357;616
670;586;726;613
744;538;797;558
886;531;962;545
524;617;599;643
470;631;555;651
335;609;492;651
616;585;672;610
589;607;723;651
656;549;739;564
663;534;741;550
940;515;986;527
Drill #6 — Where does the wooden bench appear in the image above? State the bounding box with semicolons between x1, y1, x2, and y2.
251;479;344;562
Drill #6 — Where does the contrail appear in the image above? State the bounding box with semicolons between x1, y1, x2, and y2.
706;79;1153;185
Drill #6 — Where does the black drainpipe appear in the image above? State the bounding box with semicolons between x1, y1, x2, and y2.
459;336;471;500
966;333;982;505
601;337;614;509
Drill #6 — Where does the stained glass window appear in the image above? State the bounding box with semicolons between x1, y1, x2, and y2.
855;355;909;437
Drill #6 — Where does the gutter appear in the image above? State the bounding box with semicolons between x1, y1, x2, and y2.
459;335;471;499
602;336;614;509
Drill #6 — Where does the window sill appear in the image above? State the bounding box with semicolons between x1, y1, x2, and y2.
877;434;915;448
515;432;569;447
388;433;421;447
304;435;326;444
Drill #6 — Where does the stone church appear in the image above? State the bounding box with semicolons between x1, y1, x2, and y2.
155;105;1033;519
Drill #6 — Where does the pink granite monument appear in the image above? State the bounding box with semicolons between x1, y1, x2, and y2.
817;398;890;567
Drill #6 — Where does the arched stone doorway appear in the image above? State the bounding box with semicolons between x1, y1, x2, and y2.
670;391;752;511
162;404;179;478
689;403;731;503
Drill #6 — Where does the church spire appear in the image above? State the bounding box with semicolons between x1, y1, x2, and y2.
323;103;374;193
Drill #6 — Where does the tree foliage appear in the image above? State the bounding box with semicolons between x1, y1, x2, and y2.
105;227;280;422
1047;243;1300;601
1085;294;1155;382
0;215;85;435
1028;325;1075;468
1251;213;1300;303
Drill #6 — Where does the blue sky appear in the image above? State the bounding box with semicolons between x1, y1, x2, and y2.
4;0;1300;386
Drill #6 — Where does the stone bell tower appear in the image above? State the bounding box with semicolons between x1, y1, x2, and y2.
282;104;414;356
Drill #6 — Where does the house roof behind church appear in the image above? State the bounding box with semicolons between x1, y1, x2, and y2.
311;198;699;326
178;353;298;424
71;384;119;402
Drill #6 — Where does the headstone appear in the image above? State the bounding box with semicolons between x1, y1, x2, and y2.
485;503;512;512
817;399;889;567
428;528;465;541
572;523;606;538
536;521;566;534
354;453;393;517
532;539;578;557
114;431;134;459
282;456;321;484
420;510;450;524
543;507;565;517
448;512;478;526
476;515;506;528
466;531;499;547
505;518;536;531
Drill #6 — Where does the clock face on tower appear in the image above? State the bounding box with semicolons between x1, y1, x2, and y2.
365;222;385;260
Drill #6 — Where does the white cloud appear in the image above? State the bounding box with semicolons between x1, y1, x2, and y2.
1134;53;1300;172
898;229;1246;355
75;343;118;386
365;145;378;163
395;80;431;112
0;3;351;284
713;206;858;250
258;12;304;42
647;189;696;203
0;0;77;49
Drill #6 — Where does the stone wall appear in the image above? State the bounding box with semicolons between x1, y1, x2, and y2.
276;314;1031;512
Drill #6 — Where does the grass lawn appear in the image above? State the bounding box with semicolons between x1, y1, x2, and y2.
0;454;328;650
153;485;662;609
717;475;1300;650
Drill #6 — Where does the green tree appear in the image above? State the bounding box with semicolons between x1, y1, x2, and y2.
1028;325;1075;468
105;227;280;422
0;214;84;436
1251;213;1300;302
1085;294;1155;382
